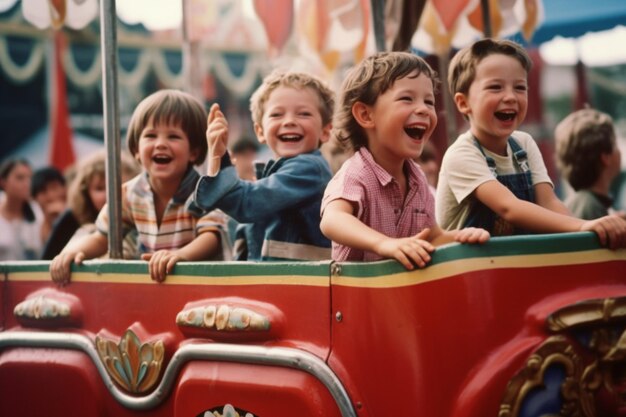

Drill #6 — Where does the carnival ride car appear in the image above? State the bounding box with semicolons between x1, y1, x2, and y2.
1;231;625;417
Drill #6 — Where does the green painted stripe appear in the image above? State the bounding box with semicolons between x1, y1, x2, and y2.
336;232;604;277
0;232;609;280
0;259;332;278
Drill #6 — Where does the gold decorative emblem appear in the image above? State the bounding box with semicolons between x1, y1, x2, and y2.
95;329;164;394
500;296;626;417
14;295;70;320
176;305;270;332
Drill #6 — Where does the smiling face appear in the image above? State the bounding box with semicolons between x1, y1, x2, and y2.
87;174;107;212
455;53;528;149
136;119;197;185
254;86;331;159
358;71;437;170
1;162;32;203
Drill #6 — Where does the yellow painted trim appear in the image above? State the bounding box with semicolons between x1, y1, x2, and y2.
7;249;624;289
333;249;625;288
6;271;330;287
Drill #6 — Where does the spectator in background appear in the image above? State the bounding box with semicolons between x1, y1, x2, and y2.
229;137;260;181
555;108;624;220
41;149;141;259
0;158;43;260
416;141;440;195
31;166;67;245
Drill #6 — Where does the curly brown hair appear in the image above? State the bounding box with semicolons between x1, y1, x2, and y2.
68;150;140;224
333;51;439;151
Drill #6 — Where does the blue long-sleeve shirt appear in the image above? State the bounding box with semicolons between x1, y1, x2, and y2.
189;150;332;261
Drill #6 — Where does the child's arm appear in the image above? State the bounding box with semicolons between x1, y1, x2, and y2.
50;231;108;285
320;199;434;270
140;231;221;282
206;103;229;177
534;183;571;215
474;180;626;248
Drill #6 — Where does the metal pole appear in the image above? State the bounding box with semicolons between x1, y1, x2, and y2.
370;0;385;52
99;0;123;258
181;0;202;100
480;0;492;38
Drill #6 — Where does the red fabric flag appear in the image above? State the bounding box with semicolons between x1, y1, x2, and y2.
430;0;470;32
49;31;75;172
254;0;294;56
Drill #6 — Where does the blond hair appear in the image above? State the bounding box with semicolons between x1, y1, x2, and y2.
249;70;335;128
68;150;140;224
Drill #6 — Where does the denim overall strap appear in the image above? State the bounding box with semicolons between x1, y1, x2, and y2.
463;137;535;236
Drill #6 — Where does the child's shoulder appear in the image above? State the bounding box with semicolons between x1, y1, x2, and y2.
442;131;480;162
509;130;537;148
282;150;332;174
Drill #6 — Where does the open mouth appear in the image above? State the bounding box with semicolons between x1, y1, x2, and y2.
152;155;173;164
495;111;516;121
404;125;427;140
278;134;303;143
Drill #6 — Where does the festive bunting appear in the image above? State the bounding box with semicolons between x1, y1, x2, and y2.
254;0;293;56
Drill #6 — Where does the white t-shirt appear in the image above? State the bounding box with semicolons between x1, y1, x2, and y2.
0;203;43;260
436;130;553;230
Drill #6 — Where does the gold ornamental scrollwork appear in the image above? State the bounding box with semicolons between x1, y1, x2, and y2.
498;335;590;417
499;296;626;417
95;329;164;394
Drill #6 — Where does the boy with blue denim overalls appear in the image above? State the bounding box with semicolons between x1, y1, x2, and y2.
436;38;626;248
189;70;334;261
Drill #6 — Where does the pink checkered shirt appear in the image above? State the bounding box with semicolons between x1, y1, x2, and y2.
321;147;436;262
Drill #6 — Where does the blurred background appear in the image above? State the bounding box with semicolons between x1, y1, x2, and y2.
1;0;625;203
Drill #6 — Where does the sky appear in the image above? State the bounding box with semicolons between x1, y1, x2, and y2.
1;0;625;66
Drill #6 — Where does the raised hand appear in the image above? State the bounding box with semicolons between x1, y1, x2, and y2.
206;103;229;176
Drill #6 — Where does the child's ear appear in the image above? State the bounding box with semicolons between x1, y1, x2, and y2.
352;102;375;128
454;92;471;115
319;123;332;144
254;122;266;144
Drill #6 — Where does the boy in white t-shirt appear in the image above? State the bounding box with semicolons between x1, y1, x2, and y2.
437;38;626;248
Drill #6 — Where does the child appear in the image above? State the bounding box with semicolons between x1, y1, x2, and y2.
42;150;140;259
189;70;334;261
436;38;626;248
555;108;623;220
229;137;260;181
0;158;42;260
320;52;489;270
31;166;67;245
50;89;230;284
